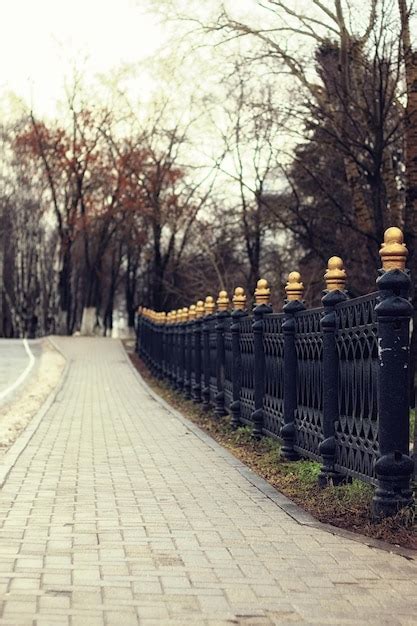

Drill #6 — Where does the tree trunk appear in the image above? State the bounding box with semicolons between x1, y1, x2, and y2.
398;0;417;478
125;251;138;328
152;222;165;310
343;157;375;236
59;246;72;335
399;0;417;230
399;0;417;414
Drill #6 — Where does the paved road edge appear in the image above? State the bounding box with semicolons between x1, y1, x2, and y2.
120;340;417;561
0;337;69;490
0;338;36;403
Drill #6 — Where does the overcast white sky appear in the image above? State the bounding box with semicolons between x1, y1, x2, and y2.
0;0;396;117
0;0;330;116
0;0;165;116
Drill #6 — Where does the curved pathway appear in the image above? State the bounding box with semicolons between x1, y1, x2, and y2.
0;337;415;625
0;339;40;403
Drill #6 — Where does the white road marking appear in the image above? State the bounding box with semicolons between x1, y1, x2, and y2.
0;339;36;401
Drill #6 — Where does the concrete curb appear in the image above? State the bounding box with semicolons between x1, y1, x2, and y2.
121;342;417;561
0;337;69;489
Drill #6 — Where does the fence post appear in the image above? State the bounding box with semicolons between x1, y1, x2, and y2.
150;311;155;374
373;227;414;518
174;309;182;390
251;279;272;440
178;308;188;393
135;306;142;354
281;273;305;460
149;311;155;371
193;300;205;403
230;287;247;429
152;312;157;376
147;310;153;367
138;308;143;358
202;296;215;410
159;312;166;380
318;258;347;485
170;311;176;386
215;291;230;418
141;309;147;363
165;312;171;382
159;312;167;380
184;305;196;400
174;310;181;389
169;311;177;388
156;312;162;378
153;313;159;377
135;307;140;356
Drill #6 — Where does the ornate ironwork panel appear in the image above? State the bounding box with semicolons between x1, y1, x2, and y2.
263;313;285;438
334;293;379;483
224;317;233;411
239;315;255;424
294;307;323;459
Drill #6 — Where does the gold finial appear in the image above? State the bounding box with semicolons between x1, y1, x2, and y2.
217;290;229;311
182;307;189;321
160;312;166;325
380;227;408;270
204;295;216;315
188;304;197;320
254;278;270;305
196;300;205;318
232;287;246;310
325;257;346;291
285;272;304;301
171;309;177;322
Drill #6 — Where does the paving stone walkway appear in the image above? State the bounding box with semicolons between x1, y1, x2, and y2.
0;337;415;626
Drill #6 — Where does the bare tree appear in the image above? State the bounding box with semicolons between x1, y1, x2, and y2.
210;63;288;292
0;120;58;337
118;105;217;309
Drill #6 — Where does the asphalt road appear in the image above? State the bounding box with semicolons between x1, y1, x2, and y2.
0;339;41;401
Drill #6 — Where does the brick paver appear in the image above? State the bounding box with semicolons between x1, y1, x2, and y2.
0;337;415;625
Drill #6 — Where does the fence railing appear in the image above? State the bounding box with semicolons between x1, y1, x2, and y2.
135;227;414;519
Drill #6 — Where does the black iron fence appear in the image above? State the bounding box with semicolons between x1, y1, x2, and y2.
135;228;414;518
